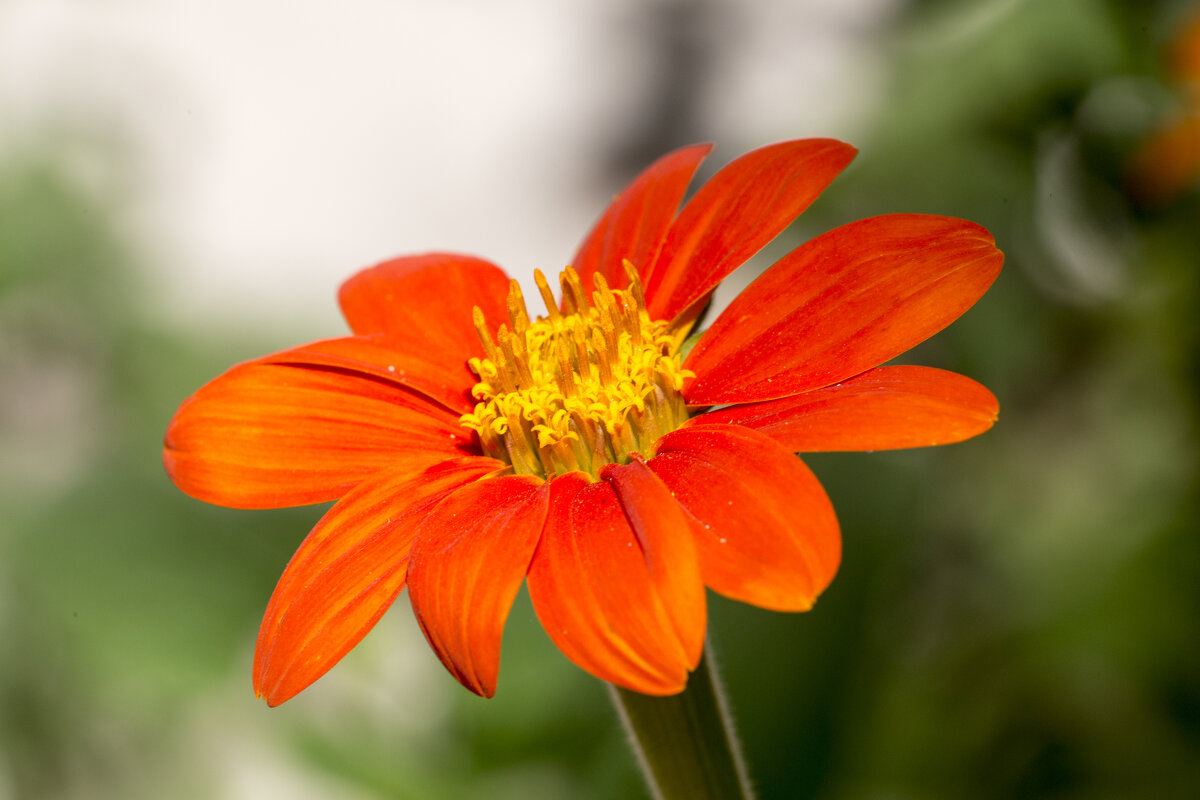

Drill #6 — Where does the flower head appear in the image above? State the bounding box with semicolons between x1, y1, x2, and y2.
1125;7;1200;206
164;139;1002;706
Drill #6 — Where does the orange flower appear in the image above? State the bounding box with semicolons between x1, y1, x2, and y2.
1125;6;1200;206
164;140;1002;706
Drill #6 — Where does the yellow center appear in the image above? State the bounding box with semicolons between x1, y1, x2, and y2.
459;262;692;479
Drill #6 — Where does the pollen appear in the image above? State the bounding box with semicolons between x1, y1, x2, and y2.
459;262;693;479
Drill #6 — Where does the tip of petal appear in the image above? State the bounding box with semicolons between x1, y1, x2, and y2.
254;678;289;708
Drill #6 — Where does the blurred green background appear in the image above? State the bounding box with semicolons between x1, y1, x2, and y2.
2;0;1198;798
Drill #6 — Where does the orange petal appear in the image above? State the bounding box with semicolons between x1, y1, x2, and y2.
164;351;472;510
601;456;707;669
698;366;998;452
643;138;857;325
571;144;712;293
684;214;1003;405
253;457;500;706
259;334;477;414
338;253;512;364
527;473;699;694
406;475;549;698
647;424;840;612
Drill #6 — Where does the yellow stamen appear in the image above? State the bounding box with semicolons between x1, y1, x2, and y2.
562;266;589;315
492;324;519;393
592;329;614;385
507;281;531;336
571;322;591;378
623;259;646;309
472;306;499;363
499;326;533;388
556;337;577;397
459;265;692;479
533;269;562;324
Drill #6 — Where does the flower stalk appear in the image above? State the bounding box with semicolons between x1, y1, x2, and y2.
610;643;754;800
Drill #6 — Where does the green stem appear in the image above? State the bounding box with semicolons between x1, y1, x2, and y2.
609;642;754;800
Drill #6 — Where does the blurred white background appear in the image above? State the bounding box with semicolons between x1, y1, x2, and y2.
0;0;894;331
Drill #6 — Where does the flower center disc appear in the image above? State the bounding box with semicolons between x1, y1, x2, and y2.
460;263;692;479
